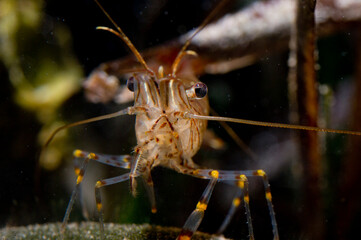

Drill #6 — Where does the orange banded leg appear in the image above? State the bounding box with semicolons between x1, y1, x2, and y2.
94;173;130;240
177;170;219;240
216;175;254;239
73;149;132;172
253;170;278;240
62;150;133;237
61;153;92;234
189;169;278;240
216;189;242;235
141;171;157;213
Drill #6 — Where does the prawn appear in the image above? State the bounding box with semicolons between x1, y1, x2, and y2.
42;0;361;239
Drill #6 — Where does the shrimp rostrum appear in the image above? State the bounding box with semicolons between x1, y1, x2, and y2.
42;1;361;240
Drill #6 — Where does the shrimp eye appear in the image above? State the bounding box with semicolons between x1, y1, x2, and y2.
186;82;208;99
127;76;135;92
194;83;207;98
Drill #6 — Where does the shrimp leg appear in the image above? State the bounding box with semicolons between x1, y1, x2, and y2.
62;150;133;237
177;168;278;240
193;169;278;240
177;171;218;240
94;173;131;240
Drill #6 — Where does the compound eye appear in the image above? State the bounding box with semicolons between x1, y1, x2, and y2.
127;76;135;92
186;82;208;99
194;83;207;98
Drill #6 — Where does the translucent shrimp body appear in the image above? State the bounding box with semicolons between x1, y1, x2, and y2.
133;73;208;171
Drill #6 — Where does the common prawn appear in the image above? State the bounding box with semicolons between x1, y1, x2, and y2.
42;1;361;239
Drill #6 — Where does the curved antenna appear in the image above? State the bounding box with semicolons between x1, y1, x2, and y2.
171;0;230;76
185;113;361;136
40;108;131;159
94;0;154;75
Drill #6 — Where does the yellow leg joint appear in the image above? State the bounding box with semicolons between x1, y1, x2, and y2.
244;195;250;203
210;170;219;179
178;236;191;240
151;207;157;214
257;169;266;177
76;175;83;185
74;167;80;176
96;202;102;212
88;153;97;159
266;191;272;201
73;149;84;158
196;202;208;211
233;198;241;207
95;180;104;188
239;174;247;181
237;180;245;189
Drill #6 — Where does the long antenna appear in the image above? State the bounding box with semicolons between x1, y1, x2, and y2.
40;108;131;161
186;113;361;136
171;0;230;76
94;0;154;75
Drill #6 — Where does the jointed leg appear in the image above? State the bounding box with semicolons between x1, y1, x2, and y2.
216;189;242;235
177;170;219;240
62;150;133;237
61;153;92;234
253;170;278;239
94;173;130;240
182;168;278;240
216;175;254;240
73;149;132;170
141;171;157;213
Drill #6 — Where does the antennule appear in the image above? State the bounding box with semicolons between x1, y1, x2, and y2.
94;0;154;75
171;0;230;76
